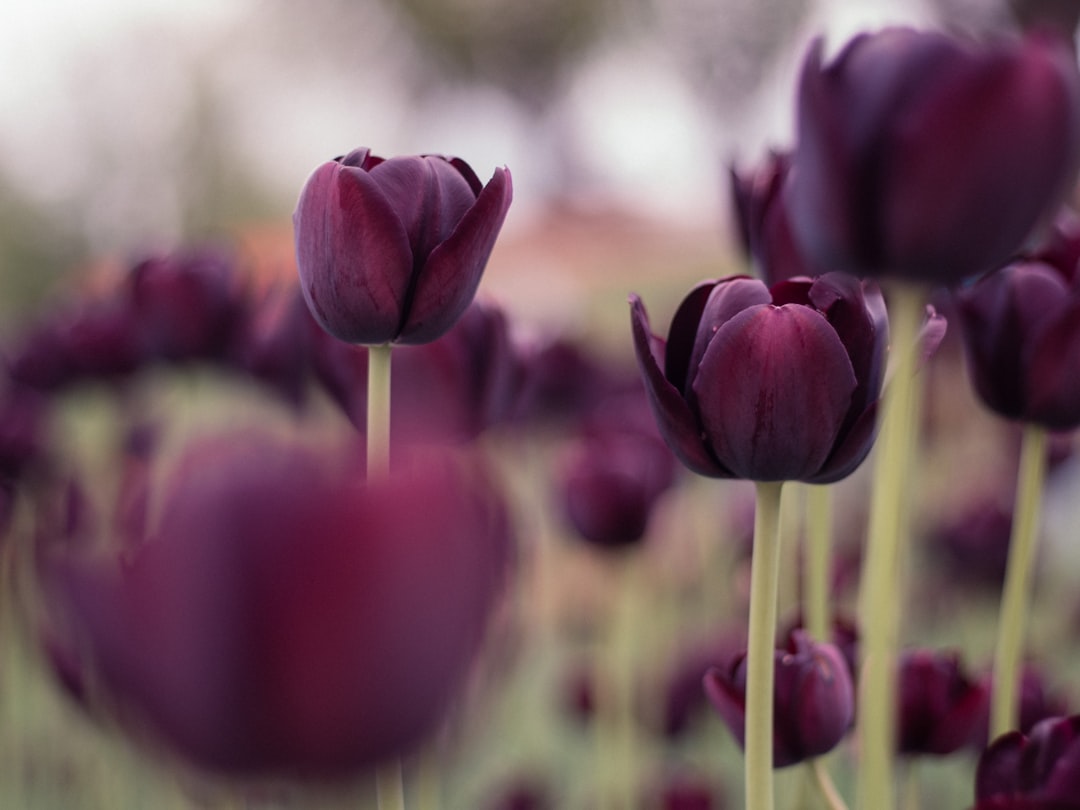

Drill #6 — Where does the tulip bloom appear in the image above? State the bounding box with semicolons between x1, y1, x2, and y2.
955;219;1080;430
898;649;988;756
630;273;887;483
43;436;511;779
974;715;1080;808
294;147;512;346
703;630;854;767
787;27;1080;284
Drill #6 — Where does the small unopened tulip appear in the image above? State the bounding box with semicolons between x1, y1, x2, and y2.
703;629;854;767
631;273;887;483
294;148;512;346
898;649;989;756
788;27;1080;284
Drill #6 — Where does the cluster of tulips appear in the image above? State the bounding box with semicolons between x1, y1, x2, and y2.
5;15;1080;810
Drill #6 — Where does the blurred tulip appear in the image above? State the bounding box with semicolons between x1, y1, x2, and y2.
898;649;989;756
929;496;1017;590
630;273;887;483
955;218;1080;429
294;147;512;346
43;435;512;780
730;151;822;284
787;27;1080;284
974;714;1080;807
970;666;1070;751
703;629;854;767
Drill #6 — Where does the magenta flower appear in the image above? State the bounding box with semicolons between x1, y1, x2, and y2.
43;436;512;779
703;629;854;767
787;27;1080;284
630;273;887;483
955;217;1080;430
294;147;512;346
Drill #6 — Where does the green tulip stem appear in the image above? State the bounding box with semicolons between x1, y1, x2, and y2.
809;758;849;810
368;342;400;809
856;282;926;810
805;484;833;642
990;423;1049;739
746;480;785;810
367;343;393;480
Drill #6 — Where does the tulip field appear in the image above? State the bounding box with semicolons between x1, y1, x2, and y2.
4;16;1080;810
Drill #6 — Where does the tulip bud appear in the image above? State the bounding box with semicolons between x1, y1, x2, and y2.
788;27;1080;284
703;629;854;767
898;649;989;756
974;714;1080;806
294;148;512;346
630;273;887;483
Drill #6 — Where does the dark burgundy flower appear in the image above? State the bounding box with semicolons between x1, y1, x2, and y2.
294;147;512;346
974;715;1080;808
929;495;1018;590
787;27;1080;284
42;435;512;780
127;250;243;363
630;273;887;483
898;649;989;756
730;151;823;284
703;629;854;767
955;220;1080;429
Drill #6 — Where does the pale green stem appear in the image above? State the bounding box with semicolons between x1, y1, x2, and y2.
856;283;925;810
368;342;402;810
902;762;920;810
809;758;849;810
746;481;784;810
805;485;833;643
779;484;804;622
377;761;406;810
990;424;1048;739
367;344;393;480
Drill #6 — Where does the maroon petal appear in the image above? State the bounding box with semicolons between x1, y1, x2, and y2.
703;663;748;748
400;167;512;344
1025;299;1080;430
630;296;729;478
693;304;857;481
976;731;1027;799
686;278;773;393
294;162;412;345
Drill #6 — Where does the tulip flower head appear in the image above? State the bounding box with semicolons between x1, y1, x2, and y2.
974;715;1080;808
703;629;854;767
43;435;512;780
630;273;887;483
787;27;1080;284
294;148;512;346
898;649;989;757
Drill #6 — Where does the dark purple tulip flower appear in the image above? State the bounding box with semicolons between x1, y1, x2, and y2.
43;435;512;780
630;272;887;483
703;629;854;767
730;151;824;285
955;218;1080;429
974;715;1080;809
898;649;989;756
787;27;1080;284
294;147;512;346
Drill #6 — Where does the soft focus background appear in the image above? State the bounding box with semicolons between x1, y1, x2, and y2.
0;0;1022;335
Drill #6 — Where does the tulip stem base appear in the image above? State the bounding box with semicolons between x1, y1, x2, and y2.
367;344;392;479
856;282;925;810
805;484;833;642
377;760;406;810
809;758;848;810
990;423;1048;738
746;480;784;810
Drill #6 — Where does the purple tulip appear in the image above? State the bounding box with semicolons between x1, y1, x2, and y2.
787;27;1080;284
42;435;512;780
630;272;887;483
898;649;989;756
294;147;512;346
970;666;1070;751
974;715;1080;808
730;151;823;284
955;218;1080;429
703;629;854;767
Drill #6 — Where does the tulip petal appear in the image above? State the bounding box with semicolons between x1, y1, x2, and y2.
693;304;857;481
975;731;1026;799
1025;299;1080;430
884;34;1080;279
808;400;878;485
630;296;730;477
664;280;719;393
703;662;748;748
294;162;412;345
401;167;513;344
